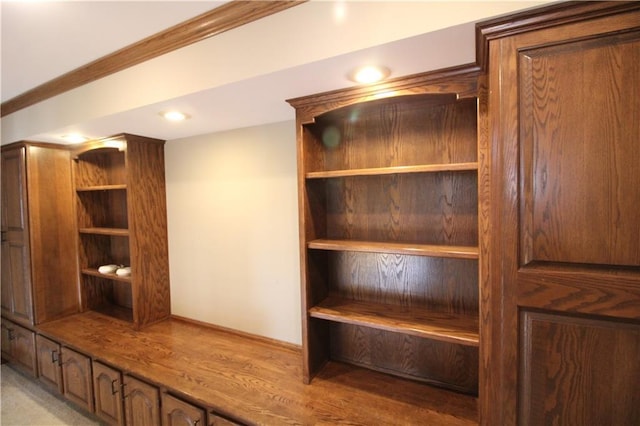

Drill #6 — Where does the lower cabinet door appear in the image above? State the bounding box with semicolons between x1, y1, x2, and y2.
124;375;161;426
93;361;124;425
1;320;12;360
61;346;94;413
209;412;241;426
12;323;36;376
162;393;205;426
1;319;36;377
36;335;63;393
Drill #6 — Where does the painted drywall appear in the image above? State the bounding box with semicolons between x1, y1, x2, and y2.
1;1;553;144
165;120;301;345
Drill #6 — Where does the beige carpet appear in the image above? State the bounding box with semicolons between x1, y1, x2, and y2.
1;364;101;425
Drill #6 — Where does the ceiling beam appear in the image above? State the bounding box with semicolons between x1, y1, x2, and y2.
1;0;304;118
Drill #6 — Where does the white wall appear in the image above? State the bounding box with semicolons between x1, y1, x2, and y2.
165;120;301;345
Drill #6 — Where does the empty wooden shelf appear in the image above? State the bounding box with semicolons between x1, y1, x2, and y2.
288;65;481;394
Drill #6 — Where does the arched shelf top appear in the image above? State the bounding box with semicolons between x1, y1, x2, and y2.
287;63;480;125
71;135;126;160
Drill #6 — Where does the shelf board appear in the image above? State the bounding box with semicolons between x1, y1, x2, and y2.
81;268;132;283
79;227;129;237
76;184;126;192
309;296;479;347
306;162;478;179
308;239;479;259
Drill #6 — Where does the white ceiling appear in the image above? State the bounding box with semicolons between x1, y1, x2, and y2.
0;1;553;146
1;1;225;102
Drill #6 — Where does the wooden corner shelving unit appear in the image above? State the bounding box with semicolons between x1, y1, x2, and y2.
288;64;481;394
71;134;171;329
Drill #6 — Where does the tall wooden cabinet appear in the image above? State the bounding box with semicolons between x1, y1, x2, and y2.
1;142;78;326
288;66;481;393
71;134;171;329
477;2;640;425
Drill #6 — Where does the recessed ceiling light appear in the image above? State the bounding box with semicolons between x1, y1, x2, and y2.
161;111;190;122
349;65;391;84
61;134;88;143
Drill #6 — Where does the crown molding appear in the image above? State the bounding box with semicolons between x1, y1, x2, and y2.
1;0;305;117
475;1;640;72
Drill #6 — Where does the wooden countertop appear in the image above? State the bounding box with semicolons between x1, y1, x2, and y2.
38;312;478;425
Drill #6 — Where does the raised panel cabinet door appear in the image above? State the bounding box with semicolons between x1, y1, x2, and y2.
481;4;640;425
208;412;241;426
0;147;33;323
61;346;94;413
161;393;205;426
25;145;79;324
0;320;12;360
93;361;124;425
520;312;640;425
36;334;63;393
9;322;36;377
123;375;160;426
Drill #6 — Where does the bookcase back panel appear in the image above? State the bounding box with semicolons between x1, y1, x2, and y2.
327;251;478;315
329;322;478;394
76;190;128;229
74;149;126;187
304;96;477;172
320;172;478;246
78;235;130;270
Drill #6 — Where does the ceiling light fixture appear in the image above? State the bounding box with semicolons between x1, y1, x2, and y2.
161;111;190;122
349;65;391;84
61;133;88;144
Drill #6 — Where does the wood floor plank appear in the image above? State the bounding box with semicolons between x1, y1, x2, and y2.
38;312;478;425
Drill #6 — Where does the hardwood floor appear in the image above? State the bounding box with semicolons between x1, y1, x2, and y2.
38;312;478;425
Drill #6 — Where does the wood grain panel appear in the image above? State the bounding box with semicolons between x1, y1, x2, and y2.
61;346;94;413
93;361;125;425
125;135;171;328
73;148;126;188
1;1;304;117
322;172;478;246
162;393;205;426
305;96;477;172
76;189;128;229
309;238;478;258
330;322;478;394
36;334;63;394
1;147;27;230
78;234;130;270
310;295;479;345
518;264;640;319
520;311;640;425
307;162;478;179
26;145;80;323
1;146;33;323
327;251;478;315
520;32;640;267
9;322;37;376
124;375;161;426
